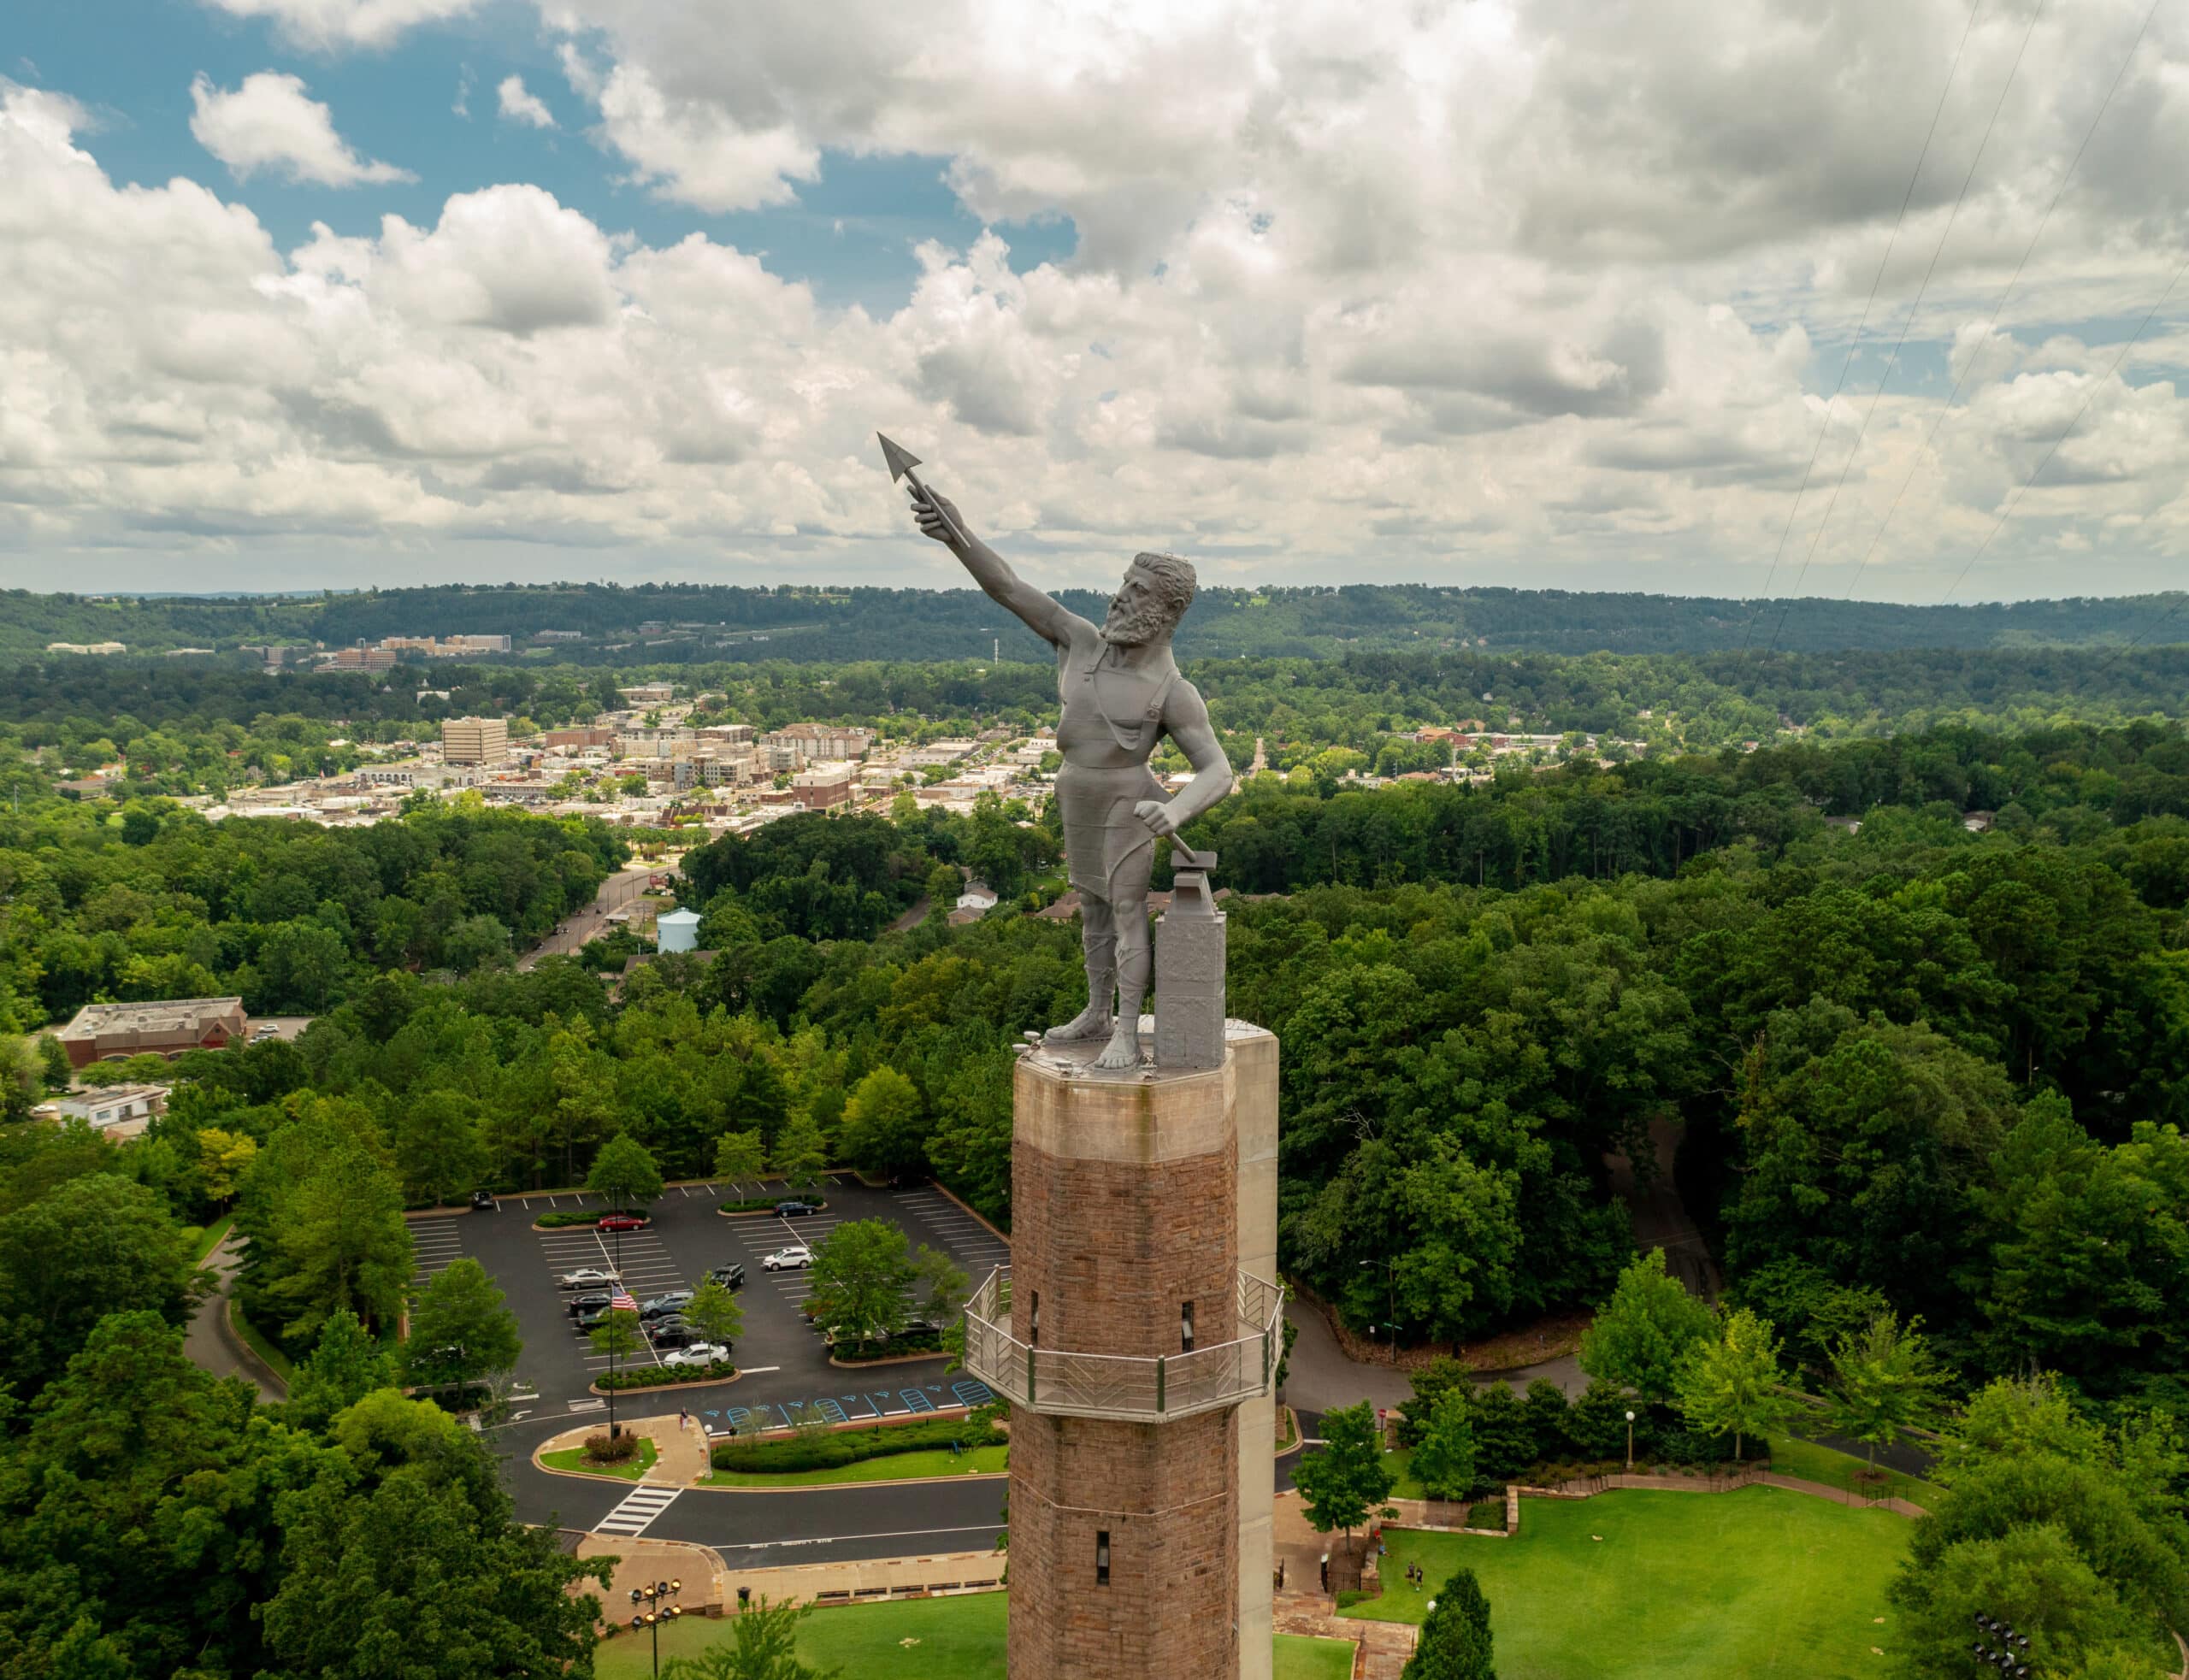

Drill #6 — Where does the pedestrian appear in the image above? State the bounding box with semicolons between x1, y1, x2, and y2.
679;1406;689;1430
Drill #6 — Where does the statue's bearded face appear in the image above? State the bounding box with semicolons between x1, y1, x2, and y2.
1100;554;1195;646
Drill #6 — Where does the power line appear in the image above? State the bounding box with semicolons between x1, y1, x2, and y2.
1736;0;1986;652
1811;0;2162;624
1761;0;2047;651
1935;241;2189;604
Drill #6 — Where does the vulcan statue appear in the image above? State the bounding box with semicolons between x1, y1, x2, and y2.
888;444;1233;1070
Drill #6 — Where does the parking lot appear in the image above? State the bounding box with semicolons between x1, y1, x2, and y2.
408;1176;1006;1433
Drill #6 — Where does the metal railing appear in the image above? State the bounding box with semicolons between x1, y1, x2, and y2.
961;1266;1283;1423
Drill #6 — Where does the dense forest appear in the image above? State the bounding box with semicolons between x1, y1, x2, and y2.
8;580;2189;663
3;710;2186;1676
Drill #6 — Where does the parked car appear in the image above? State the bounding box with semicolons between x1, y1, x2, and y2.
640;1291;694;1320
597;1212;649;1233
705;1264;746;1290
762;1246;813;1272
470;1189;497;1211
557;1267;620;1290
774;1200;818;1217
649;1318;697;1347
565;1292;613;1318
575;1306;614;1331
661;1341;731;1369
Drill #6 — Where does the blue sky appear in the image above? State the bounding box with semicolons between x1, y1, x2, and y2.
9;0;1073;317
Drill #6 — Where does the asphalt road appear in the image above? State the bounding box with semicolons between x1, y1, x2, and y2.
519;864;658;969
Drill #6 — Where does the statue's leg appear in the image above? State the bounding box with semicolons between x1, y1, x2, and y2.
1043;896;1117;1042
1090;849;1157;1070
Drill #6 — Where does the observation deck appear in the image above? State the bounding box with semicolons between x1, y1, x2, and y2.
962;1265;1283;1424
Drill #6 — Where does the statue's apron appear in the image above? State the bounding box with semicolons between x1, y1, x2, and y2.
1053;643;1177;903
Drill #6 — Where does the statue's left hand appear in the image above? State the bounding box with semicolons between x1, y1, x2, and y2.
1134;799;1178;837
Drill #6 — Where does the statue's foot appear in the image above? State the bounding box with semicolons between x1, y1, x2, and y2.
1089;1022;1144;1071
1044;1005;1114;1044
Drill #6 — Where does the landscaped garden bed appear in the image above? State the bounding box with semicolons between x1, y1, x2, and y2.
594;1359;737;1392
540;1434;659;1481
716;1196;827;1216
708;1412;1004;1475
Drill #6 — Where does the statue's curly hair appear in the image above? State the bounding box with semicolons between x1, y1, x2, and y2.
1129;551;1197;624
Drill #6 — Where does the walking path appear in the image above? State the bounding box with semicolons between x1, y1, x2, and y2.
182;1230;284;1401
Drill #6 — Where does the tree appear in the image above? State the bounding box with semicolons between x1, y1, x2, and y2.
404;1257;522;1398
1412;1389;1480;1502
912;1243;970;1323
287;1308;394;1431
771;1112;829;1192
837;1067;928;1180
1405;1566;1497;1679
0;1173;204;1396
1823;1311;1950;1474
1577;1248;1714;1406
590;1307;645;1364
261;1136;415;1341
196;1126;260;1204
259;1400;607;1680
1293;1400;1396;1541
1395;1357;1474;1447
587;1132;664;1215
714;1127;768;1184
805;1220;916;1351
392;1090;487;1207
659;1595;841;1679
1673;1308;1793;1463
686;1278;746;1349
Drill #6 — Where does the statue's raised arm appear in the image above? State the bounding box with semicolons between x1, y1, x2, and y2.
906;484;1089;648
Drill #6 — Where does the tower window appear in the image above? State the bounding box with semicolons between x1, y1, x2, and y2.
1180;1300;1195;1353
1095;1530;1110;1585
1029;1290;1040;1347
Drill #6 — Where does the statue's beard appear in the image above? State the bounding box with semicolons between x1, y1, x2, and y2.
1100;602;1170;647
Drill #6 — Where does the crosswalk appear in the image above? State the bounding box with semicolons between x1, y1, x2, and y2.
595;1484;681;1537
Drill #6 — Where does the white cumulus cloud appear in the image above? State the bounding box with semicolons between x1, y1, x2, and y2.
197;0;481;50
189;71;414;186
497;74;555;128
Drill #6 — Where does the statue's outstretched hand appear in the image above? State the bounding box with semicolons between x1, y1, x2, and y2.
1134;799;1178;837
910;488;966;551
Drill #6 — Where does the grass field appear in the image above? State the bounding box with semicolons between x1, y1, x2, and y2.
592;1595;1352;1678
189;1212;234;1263
701;1444;1008;1488
539;1439;659;1481
1345;1487;1909;1678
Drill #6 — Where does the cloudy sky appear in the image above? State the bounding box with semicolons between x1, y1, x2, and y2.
4;0;2188;604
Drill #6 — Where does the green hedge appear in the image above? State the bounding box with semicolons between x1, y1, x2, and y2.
598;1360;735;1391
717;1197;828;1216
536;1209;651;1229
710;1416;1006;1473
831;1328;945;1363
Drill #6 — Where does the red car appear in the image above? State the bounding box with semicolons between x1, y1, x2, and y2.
596;1213;649;1233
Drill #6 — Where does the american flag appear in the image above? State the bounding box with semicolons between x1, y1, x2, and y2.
610;1292;639;1312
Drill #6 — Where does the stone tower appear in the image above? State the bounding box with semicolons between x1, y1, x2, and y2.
965;1015;1281;1680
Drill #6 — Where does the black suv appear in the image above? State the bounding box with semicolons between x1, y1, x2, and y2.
705;1264;746;1290
649;1317;697;1347
565;1292;612;1319
774;1200;818;1217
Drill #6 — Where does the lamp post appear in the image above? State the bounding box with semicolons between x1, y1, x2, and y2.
1626;1409;1636;1471
1359;1259;1400;1365
629;1577;684;1677
1970;1612;2032;1677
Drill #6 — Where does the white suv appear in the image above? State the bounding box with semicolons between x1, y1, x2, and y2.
761;1246;812;1271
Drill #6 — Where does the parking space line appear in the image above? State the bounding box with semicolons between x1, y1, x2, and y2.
899;1389;935;1413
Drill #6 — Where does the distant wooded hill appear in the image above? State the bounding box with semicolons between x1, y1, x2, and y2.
3;581;2186;663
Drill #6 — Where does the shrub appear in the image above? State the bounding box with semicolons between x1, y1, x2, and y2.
710;1415;1006;1473
584;1430;640;1463
1652;1426;1738;1468
830;1327;945;1363
597;1359;736;1391
535;1211;603;1229
1465;1499;1505;1531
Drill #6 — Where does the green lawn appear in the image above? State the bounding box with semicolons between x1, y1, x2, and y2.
593;1596;1351;1679
1765;1432;1938;1507
189;1212;235;1263
1345;1487;1909;1679
540;1439;659;1481
701;1444;1008;1488
1277;1631;1357;1679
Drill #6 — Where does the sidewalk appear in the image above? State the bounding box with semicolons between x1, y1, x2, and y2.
575;1534;728;1622
538;1412;713;1486
719;1550;1005;1610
